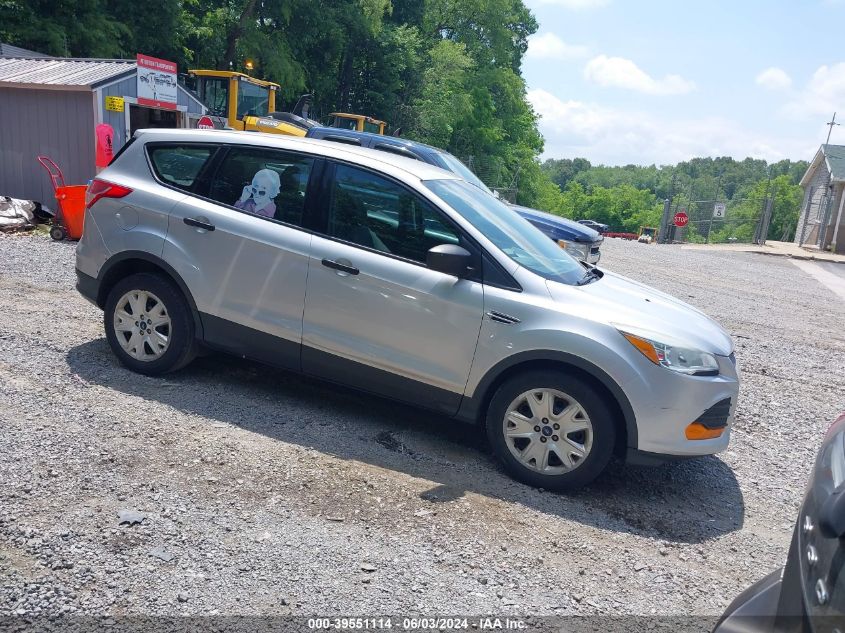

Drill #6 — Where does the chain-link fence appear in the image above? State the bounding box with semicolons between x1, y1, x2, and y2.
459;155;519;202
659;197;772;245
796;187;835;248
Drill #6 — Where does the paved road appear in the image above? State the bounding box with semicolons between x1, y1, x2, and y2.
791;259;845;302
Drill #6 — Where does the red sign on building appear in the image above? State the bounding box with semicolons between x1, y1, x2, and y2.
196;115;215;130
136;54;177;110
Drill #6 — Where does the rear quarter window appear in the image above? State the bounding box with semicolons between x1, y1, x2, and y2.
148;145;213;190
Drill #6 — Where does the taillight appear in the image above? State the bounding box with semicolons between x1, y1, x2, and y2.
86;179;132;209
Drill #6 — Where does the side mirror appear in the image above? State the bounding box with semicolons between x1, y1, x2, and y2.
427;244;471;278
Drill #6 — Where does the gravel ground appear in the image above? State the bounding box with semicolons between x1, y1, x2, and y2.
1;232;844;622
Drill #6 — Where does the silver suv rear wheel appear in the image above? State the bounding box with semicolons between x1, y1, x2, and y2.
104;273;196;375
112;290;172;361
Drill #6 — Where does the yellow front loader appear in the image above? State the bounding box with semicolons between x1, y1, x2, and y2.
325;112;387;135
187;70;314;136
186;71;390;138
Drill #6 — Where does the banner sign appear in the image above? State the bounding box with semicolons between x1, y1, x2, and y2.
105;96;124;112
136;54;177;110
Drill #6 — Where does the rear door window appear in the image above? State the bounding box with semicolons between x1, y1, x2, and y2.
148;145;213;191
207;147;314;226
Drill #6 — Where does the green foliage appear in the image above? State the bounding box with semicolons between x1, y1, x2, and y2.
409;40;475;148
2;0;810;231
548;182;663;233
1;0;129;57
539;154;808;233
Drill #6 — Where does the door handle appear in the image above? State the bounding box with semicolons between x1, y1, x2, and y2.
184;217;215;231
321;258;359;275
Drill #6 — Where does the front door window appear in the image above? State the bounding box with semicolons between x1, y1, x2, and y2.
325;164;462;264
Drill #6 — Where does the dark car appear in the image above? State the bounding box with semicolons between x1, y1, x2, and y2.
510;204;602;264
577;219;609;234
714;410;845;632
306;126;603;264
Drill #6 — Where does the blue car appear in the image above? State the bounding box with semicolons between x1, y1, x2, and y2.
305;127;603;264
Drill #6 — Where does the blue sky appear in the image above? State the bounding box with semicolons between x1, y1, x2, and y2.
522;0;845;165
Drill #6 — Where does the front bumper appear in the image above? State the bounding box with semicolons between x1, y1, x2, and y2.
628;352;739;457
562;240;601;265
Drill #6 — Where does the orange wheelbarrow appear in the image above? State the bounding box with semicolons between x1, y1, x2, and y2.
37;156;87;241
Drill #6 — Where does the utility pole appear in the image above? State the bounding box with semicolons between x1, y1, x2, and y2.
826;112;839;145
659;172;677;244
706;171;723;244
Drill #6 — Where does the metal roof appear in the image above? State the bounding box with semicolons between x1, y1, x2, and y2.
0;57;135;90
0;42;47;58
823;144;845;182
800;144;845;187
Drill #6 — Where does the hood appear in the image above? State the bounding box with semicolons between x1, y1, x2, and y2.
511;205;600;243
546;270;734;356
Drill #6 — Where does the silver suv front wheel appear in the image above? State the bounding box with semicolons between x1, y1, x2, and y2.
503;388;594;474
486;371;616;490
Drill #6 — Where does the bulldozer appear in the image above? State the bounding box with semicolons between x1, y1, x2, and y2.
186;70;388;137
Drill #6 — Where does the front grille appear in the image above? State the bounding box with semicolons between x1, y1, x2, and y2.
696;398;732;429
590;245;601;254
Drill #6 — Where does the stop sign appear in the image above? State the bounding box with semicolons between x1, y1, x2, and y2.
197;115;215;130
673;211;689;227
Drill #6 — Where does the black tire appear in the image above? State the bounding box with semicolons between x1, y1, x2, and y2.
50;226;66;241
485;371;616;491
103;273;196;375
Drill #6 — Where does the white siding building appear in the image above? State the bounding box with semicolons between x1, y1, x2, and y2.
796;144;845;253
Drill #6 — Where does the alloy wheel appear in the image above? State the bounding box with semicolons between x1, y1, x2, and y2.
112;290;171;361
503;388;594;474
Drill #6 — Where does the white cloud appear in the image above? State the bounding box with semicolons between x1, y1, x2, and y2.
583;55;696;95
756;67;792;90
526;33;589;60
528;88;812;165
527;0;609;8
783;62;845;119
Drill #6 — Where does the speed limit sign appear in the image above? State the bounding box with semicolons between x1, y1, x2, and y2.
713;202;726;218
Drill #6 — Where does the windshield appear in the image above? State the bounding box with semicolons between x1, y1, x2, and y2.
237;81;270;118
196;77;229;116
433;151;492;194
424;179;587;286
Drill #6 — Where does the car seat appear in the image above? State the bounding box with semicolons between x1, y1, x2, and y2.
332;190;389;252
274;166;305;224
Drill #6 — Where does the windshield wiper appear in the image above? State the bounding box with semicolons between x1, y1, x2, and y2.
577;268;602;286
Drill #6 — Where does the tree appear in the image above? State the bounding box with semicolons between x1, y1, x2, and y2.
409;40;474;149
1;0;128;57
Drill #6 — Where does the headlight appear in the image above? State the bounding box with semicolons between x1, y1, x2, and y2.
621;331;719;376
557;239;589;260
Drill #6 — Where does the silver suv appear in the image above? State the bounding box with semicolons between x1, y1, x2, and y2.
76;129;739;490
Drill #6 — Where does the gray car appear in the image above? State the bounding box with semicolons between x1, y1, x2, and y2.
75;129;739;490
